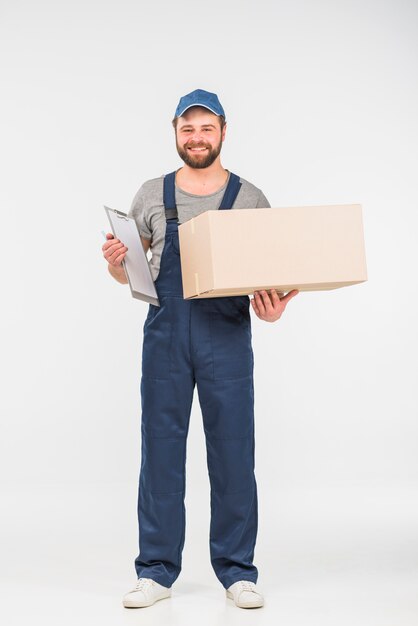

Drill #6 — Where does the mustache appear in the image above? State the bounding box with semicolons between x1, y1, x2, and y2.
185;142;211;149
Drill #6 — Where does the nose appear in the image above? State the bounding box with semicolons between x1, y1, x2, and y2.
189;130;205;143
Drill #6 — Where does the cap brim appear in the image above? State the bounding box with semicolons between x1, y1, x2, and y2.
177;103;220;117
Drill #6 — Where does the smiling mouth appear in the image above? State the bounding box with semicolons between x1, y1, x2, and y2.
187;146;208;152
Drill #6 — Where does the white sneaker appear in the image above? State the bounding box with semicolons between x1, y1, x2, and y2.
123;577;172;608
226;580;264;608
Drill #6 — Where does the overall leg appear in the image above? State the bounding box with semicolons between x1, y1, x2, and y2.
135;297;194;587
194;298;259;590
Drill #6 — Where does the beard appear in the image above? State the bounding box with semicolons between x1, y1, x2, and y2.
176;137;223;169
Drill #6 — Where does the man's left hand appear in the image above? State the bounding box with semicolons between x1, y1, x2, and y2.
251;289;300;322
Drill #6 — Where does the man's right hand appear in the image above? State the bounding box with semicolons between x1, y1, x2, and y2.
102;232;129;284
102;232;128;265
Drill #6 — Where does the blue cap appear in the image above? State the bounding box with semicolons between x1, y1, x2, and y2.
174;89;226;120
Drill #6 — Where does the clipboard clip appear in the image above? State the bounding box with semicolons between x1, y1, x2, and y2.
104;205;129;220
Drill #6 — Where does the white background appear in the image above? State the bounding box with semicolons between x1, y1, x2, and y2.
1;0;417;624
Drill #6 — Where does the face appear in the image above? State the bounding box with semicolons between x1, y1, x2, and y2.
175;107;226;169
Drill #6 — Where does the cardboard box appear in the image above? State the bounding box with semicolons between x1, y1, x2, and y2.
178;204;367;299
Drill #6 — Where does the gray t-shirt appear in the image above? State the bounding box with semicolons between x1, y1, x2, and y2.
128;170;271;282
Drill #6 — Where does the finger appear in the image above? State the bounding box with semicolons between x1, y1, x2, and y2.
104;241;125;257
260;290;274;313
269;288;282;306
112;251;127;266
250;296;259;316
103;237;120;252
107;245;128;263
254;291;266;315
281;289;300;304
252;298;262;319
109;246;127;263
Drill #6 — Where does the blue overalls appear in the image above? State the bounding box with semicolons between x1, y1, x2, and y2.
135;171;258;590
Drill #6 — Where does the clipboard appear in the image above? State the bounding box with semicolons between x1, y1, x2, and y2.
104;205;160;306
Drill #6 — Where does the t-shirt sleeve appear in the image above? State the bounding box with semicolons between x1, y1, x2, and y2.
127;185;152;240
256;189;271;208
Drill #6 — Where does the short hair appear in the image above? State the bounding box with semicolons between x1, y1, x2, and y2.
172;108;226;132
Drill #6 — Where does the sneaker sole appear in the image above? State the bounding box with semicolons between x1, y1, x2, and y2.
123;591;171;608
226;590;264;608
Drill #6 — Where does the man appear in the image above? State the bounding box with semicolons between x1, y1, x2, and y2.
102;89;299;609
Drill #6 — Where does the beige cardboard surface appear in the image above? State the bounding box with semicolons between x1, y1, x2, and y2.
178;204;368;299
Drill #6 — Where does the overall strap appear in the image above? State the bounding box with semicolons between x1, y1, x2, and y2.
163;171;178;220
218;172;242;210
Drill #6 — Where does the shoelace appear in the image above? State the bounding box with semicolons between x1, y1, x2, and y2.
135;577;156;591
238;581;256;592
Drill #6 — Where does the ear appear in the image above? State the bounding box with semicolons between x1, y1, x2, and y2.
221;122;227;141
